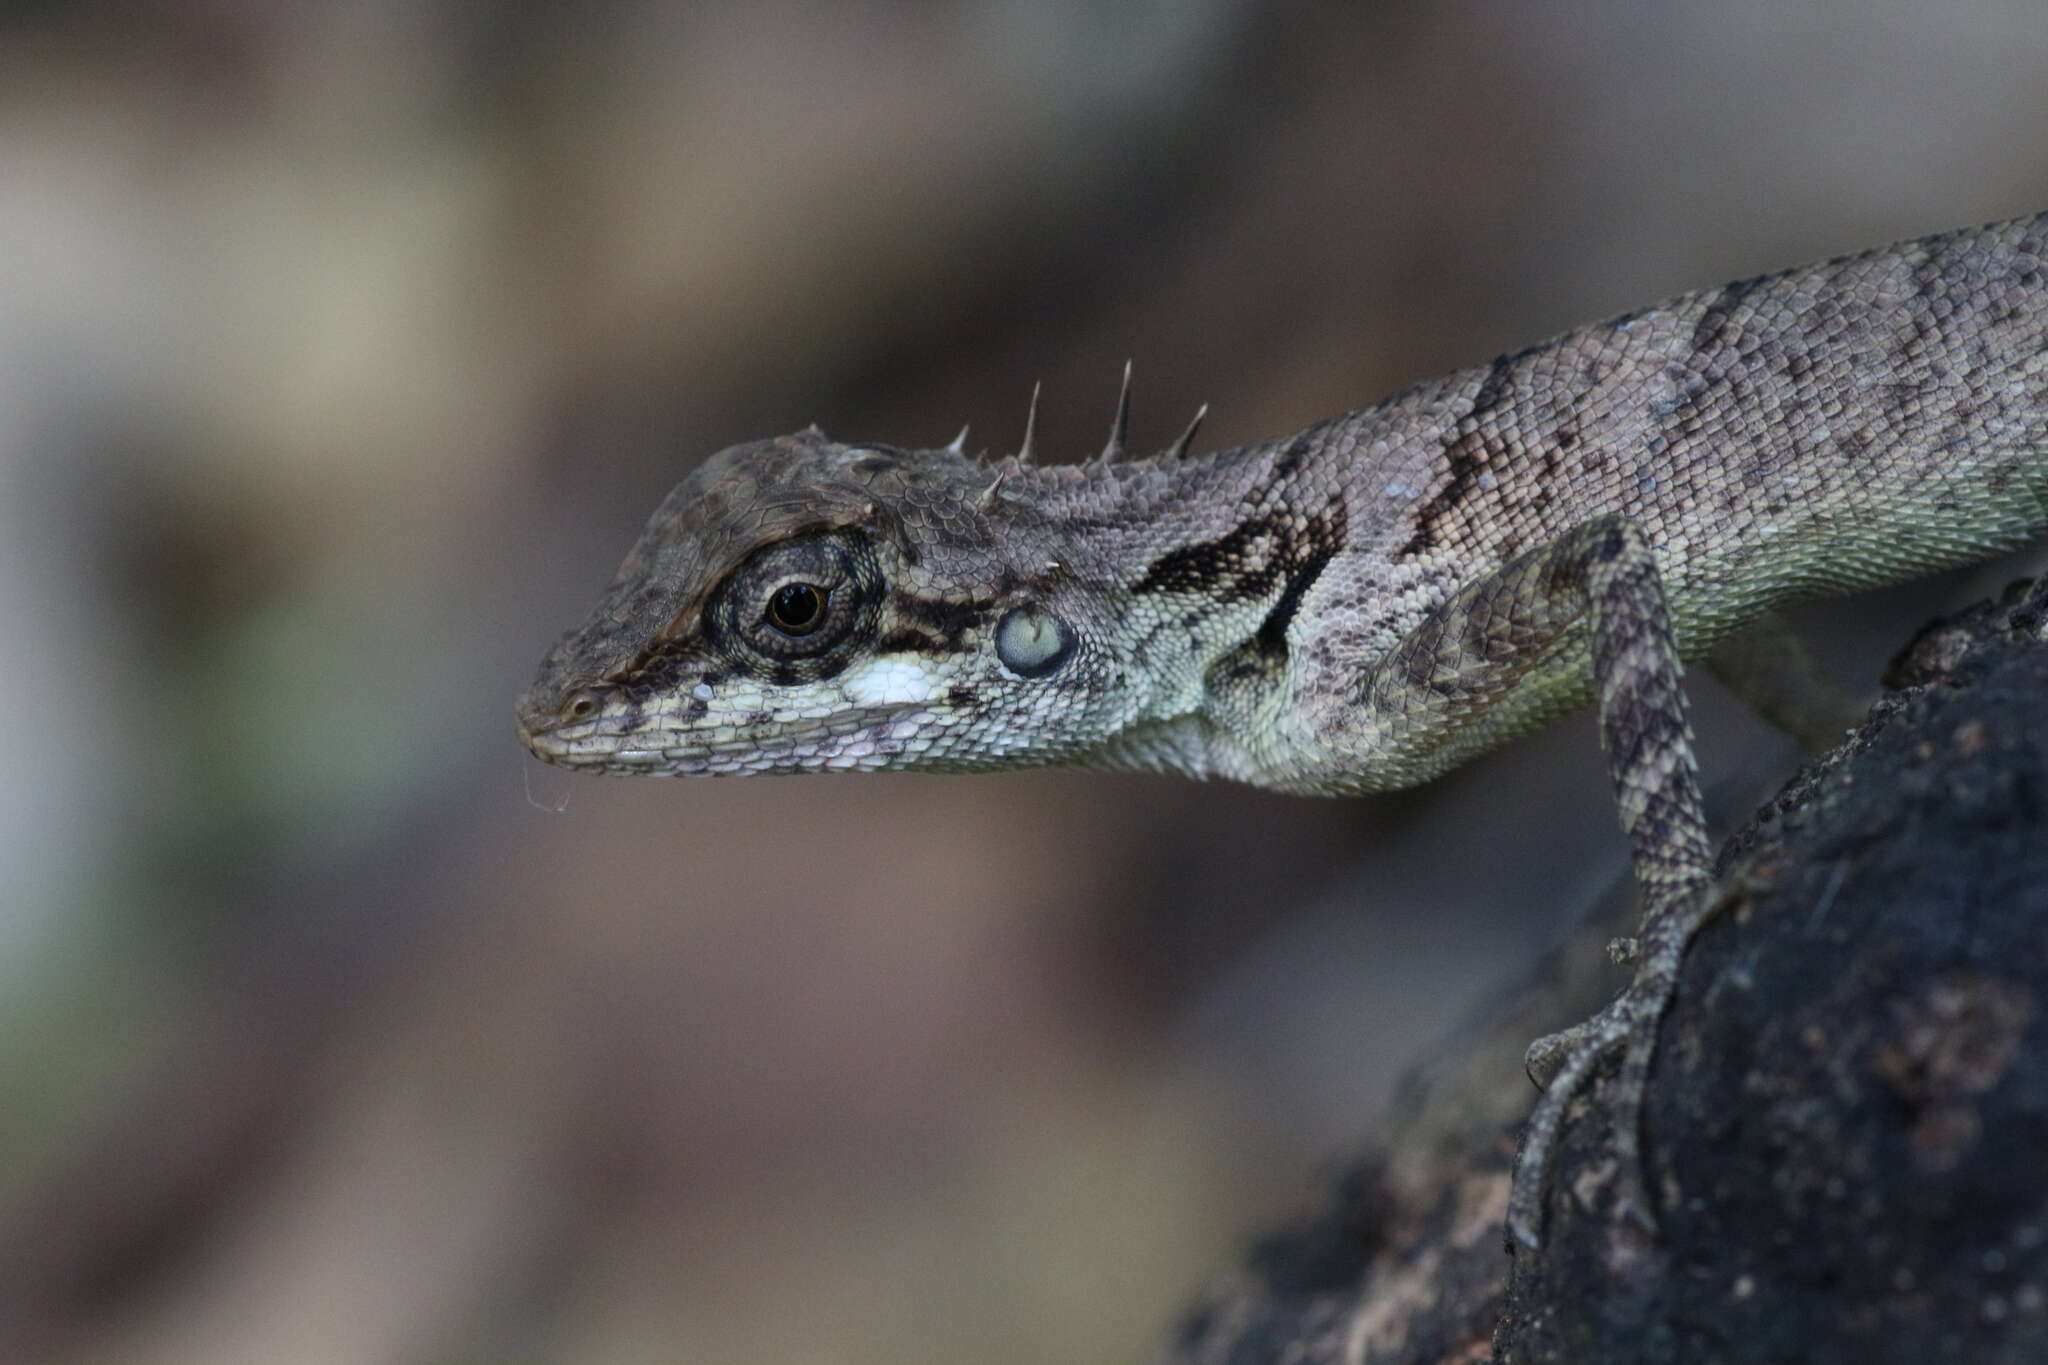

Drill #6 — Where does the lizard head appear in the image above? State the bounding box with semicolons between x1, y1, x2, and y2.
516;427;1152;776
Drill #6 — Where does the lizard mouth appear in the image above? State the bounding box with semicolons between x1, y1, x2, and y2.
517;718;699;773
514;699;639;770
515;715;591;767
515;692;938;777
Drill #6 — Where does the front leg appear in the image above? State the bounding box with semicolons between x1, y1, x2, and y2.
1358;517;1718;1249
1505;519;1718;1251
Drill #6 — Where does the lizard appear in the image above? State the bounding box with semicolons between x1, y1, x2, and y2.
515;212;2048;1251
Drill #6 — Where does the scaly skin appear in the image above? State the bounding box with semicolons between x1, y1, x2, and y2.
518;213;2048;1249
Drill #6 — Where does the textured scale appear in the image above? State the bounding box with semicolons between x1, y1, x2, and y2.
519;213;2048;790
519;212;2048;1250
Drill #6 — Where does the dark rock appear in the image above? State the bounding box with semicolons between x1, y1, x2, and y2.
1162;580;2048;1365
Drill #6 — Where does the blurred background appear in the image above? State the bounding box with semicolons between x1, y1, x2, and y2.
2;3;2046;1362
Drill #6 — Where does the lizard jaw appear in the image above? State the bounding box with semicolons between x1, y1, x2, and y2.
516;686;950;777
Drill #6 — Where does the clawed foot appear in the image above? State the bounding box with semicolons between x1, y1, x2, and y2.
1506;887;1713;1251
1508;990;1661;1249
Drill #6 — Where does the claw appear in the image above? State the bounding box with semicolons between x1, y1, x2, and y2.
1506;935;1694;1250
1507;1022;1623;1249
1524;1032;1565;1088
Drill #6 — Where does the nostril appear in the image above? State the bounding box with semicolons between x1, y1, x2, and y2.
564;691;599;722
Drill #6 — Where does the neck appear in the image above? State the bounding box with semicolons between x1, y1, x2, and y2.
1000;435;1348;755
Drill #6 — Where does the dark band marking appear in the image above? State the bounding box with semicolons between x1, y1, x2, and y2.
1133;517;1291;601
1688;271;1774;355
1398;352;1523;559
1398;436;1489;558
1270;417;1344;480
894;592;992;643
1136;501;1347;664
1270;431;1314;480
1254;542;1336;659
1207;641;1285;691
878;628;956;655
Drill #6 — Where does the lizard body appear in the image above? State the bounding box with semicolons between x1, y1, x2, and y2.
519;213;2048;1248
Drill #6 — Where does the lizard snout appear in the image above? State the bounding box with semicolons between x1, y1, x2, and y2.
514;685;604;761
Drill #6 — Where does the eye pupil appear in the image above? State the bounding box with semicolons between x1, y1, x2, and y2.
767;583;827;635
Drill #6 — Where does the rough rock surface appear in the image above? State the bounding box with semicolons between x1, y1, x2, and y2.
1160;579;2048;1364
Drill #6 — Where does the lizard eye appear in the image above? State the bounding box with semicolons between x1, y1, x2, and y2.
709;530;882;672
766;583;829;636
